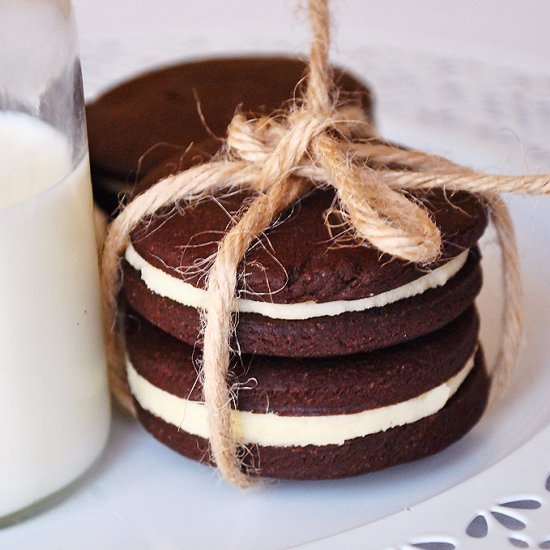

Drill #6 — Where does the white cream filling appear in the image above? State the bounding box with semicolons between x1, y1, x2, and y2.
125;244;469;320
127;352;476;447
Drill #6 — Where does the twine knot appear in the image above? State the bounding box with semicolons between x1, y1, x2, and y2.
226;88;443;265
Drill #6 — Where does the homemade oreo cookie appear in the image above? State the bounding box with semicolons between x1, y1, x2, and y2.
86;56;373;214
123;187;487;357
125;307;489;479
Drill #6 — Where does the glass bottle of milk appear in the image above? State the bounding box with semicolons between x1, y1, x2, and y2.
0;0;111;524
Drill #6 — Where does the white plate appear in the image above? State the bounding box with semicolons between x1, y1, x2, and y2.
3;35;550;550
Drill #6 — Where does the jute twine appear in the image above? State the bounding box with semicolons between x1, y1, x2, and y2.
101;0;550;488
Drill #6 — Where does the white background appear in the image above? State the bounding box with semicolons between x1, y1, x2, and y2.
72;0;549;70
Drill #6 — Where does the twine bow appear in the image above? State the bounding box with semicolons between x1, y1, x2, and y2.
102;0;550;488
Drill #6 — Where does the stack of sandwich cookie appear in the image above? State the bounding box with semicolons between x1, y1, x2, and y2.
122;166;490;479
86;56;373;215
92;56;490;479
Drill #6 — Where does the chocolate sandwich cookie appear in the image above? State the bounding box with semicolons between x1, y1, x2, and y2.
122;186;487;357
86;56;373;214
125;307;489;479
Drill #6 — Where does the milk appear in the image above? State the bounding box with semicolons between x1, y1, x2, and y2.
0;112;110;518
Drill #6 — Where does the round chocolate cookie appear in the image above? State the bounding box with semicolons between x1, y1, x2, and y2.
123;187;487;357
86;56;373;214
125;307;489;479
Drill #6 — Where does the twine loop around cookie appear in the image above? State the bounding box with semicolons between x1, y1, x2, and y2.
101;0;550;488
